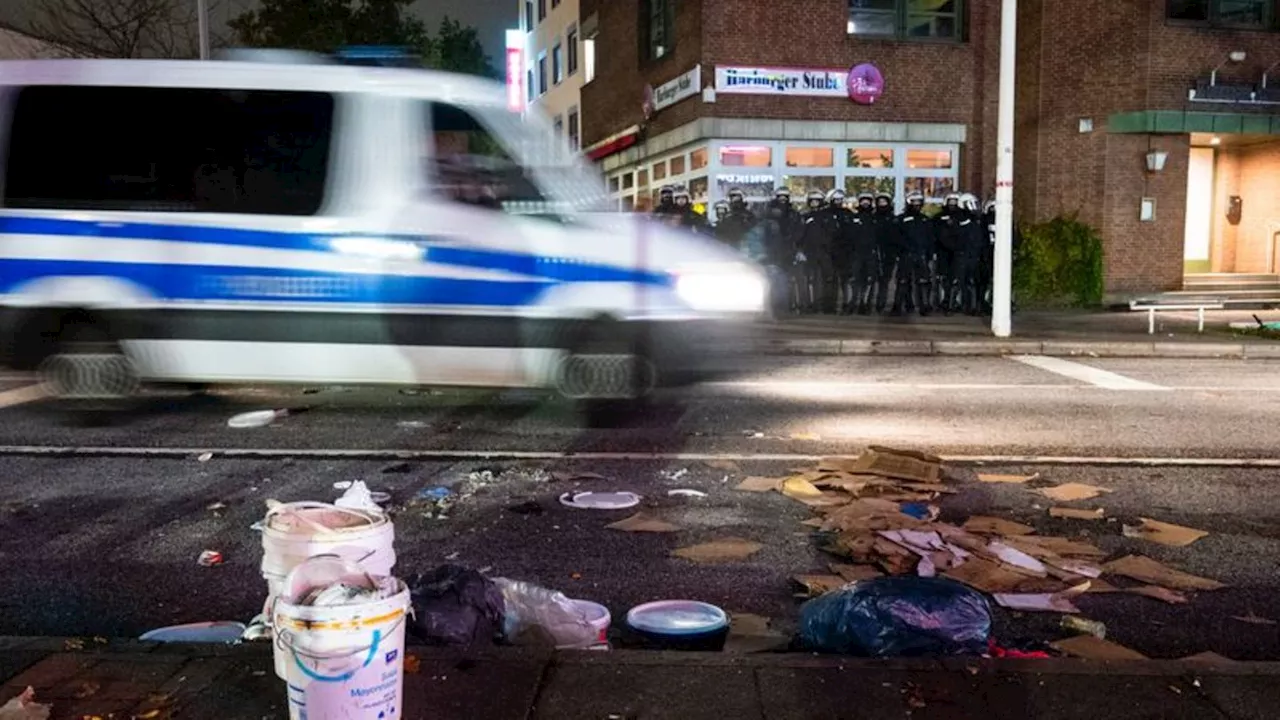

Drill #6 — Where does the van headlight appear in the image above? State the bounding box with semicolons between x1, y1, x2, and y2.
673;265;767;313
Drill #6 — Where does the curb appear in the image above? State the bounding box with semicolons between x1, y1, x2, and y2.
760;338;1271;359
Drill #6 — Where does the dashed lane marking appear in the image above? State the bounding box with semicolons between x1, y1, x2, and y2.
1009;355;1168;391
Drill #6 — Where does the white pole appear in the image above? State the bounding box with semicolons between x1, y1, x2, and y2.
991;0;1017;338
197;0;211;60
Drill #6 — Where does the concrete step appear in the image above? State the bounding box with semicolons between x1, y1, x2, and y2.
1185;273;1280;283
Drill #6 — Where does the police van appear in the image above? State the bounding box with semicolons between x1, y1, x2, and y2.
0;52;765;410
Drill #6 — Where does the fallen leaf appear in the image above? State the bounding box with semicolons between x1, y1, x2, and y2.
789;432;822;441
704;459;740;472
672;537;763;563
1104;555;1225;591
828;563;884;583
1127;585;1188;604
404;655;422;674
780;476;824;500
1052;634;1148;661
63;638;85;650
1049;507;1105;520
607;512;681;533
792;574;848;597
1121;518;1209;547
735;476;782;492
1231;612;1277;626
977;473;1039;484
1037;483;1112;502
962;516;1036;536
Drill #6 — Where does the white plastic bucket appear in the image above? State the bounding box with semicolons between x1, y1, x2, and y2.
274;567;410;720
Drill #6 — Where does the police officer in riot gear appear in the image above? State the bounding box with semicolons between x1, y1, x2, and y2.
847;192;879;315
712;199;730;226
872;192;899;314
766;187;804;312
653;185;677;216
798;190;837;313
672;187;708;234
715;192;754;249
952;193;985;315
933;193;962;314
980;199;996;312
824;189;857;314
893;191;935;316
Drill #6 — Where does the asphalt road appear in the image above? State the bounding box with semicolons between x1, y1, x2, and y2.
0;355;1279;660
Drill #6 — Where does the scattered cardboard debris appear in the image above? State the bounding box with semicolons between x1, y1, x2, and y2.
1121;518;1209;547
1051;635;1148;661
963;516;1036;536
977;473;1039;484
672;537;763;563
1049;507;1105;520
606;513;681;533
1104;555;1225;591
793;574;849;597
736;476;782;493
828;563;883;583
780;476;825;500
1231;612;1277;626
942;557;1031;594
724;613;789;654
994;582;1090;613
1127;585;1189;605
704;459;740;472
848;446;942;483
1037;483;1113;502
1002;535;1108;559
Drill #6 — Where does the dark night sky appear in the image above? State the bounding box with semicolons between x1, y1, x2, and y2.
0;0;512;58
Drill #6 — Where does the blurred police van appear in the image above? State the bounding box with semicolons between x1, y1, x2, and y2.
0;51;765;411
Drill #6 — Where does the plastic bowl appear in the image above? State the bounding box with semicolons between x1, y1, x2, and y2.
625;600;729;651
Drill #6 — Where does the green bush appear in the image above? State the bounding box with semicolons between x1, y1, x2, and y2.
1012;214;1105;307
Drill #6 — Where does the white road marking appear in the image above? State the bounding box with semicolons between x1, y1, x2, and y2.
705;381;1076;392
0;444;1276;467
0;384;47;409
1009;355;1168;391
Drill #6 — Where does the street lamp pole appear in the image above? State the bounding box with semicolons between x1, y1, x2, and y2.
991;0;1017;338
197;0;211;60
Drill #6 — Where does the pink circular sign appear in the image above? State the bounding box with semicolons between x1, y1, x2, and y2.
847;63;884;105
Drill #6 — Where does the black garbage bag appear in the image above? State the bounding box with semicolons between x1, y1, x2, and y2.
407;564;505;648
798;576;991;657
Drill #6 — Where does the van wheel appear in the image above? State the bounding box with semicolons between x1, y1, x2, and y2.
556;321;657;427
38;319;139;401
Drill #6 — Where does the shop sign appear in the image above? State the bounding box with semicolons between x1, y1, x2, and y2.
715;65;848;98
505;47;524;112
847;63;884;105
651;65;702;112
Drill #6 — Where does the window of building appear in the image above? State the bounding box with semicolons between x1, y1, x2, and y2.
567;107;580;151
848;0;962;41
670;154;687;175
583;38;596;82
622;173;634;190
783;175;837;200
426;102;546;213
1168;0;1271;27
715;173;775;207
906;149;953;169
553;114;563;137
637;169;649;188
719;144;772;167
525;0;534;30
641;0;676;62
537;53;547;95
537;0;546;22
689;148;706;171
526;69;535;102
552;0;561;8
785;147;835;168
609;176;620;192
567;26;579;74
847;147;894;168
552;42;563;84
688;176;708;204
653;160;667;180
845;176;895;196
904;176;956;203
4;86;334;216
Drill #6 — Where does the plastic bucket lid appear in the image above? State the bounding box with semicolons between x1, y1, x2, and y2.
626;600;728;637
140;621;246;643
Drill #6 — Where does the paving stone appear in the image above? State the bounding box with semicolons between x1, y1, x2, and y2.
981;672;1228;720
406;655;547;720
759;667;1016;720
1195;675;1277;720
170;659;284;720
535;662;762;720
0;654;99;698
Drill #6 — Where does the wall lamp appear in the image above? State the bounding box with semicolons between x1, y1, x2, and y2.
1145;150;1169;173
1264;61;1280;90
1211;50;1247;86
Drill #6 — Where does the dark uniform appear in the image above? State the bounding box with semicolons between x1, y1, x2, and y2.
848;193;879;315
952;194;986;315
872;193;900;314
823;189;858;314
714;196;754;249
798;190;838;313
932;194;962;313
893;192;935;316
653;185;677;217
672;188;709;235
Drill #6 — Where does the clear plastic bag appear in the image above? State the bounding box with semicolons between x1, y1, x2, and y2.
493;578;597;648
798;576;991;657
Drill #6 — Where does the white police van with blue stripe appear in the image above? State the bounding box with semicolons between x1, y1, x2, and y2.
0;52;765;409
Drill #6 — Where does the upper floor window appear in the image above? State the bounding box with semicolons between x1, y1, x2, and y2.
552;0;561;7
537;53;548;96
641;0;676;62
537;0;547;23
848;0;962;41
524;0;534;30
567;26;580;74
1168;0;1273;28
567;108;580;151
553;42;564;84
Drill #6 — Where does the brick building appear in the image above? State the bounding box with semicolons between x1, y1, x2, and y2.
576;0;1280;297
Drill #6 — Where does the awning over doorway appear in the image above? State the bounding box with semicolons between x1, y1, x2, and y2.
1108;110;1280;135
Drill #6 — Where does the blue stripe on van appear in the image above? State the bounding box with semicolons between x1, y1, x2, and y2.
0;216;670;286
0;258;557;307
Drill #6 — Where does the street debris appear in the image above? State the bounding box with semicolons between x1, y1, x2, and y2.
963;516;1035;536
672;537;763;563
993;582;1089;614
1061;615;1107;639
227;408;293;428
1051;634;1147;661
196;550;224;567
0;687;50;720
206;501;227;511
977;473;1038;484
559;491;641;510
667;489;708;498
196;452;213;463
1121;518;1209;547
703;459;740;472
792;574;849;597
1230;612;1277;626
724;612;788;653
1037;483;1112;502
607;513;681;533
1103;555;1225;591
735;476;781;492
334;480;388;512
1049;507;1105;520
408;565;505;648
551;471;609;482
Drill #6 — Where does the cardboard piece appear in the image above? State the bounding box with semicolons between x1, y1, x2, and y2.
1003;535;1107;559
780;476;825;500
672;537;763;563
790;432;823;441
1037;483;1113;502
796;492;853;508
793;574;849;597
994;582;1090;613
736;476;782;493
1103;555;1225;591
1127;585;1189;604
1049;507;1105;520
1230;612;1277;626
704;459;741;472
1052;635;1148;661
1121;518;1209;547
829;563;883;583
606;512;681;533
724;613;788;654
963;516;1036;536
942;557;1031;594
977;473;1039;484
849;447;942;483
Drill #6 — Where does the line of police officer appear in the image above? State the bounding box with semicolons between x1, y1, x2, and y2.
653;183;1001;317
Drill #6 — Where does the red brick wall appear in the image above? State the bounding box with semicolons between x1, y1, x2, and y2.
1146;7;1280;112
1102;134;1188;293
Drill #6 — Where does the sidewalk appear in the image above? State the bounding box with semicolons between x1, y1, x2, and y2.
754;310;1280;359
1;638;1274;719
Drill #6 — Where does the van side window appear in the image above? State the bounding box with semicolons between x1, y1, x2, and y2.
2;86;334;216
426;102;547;214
